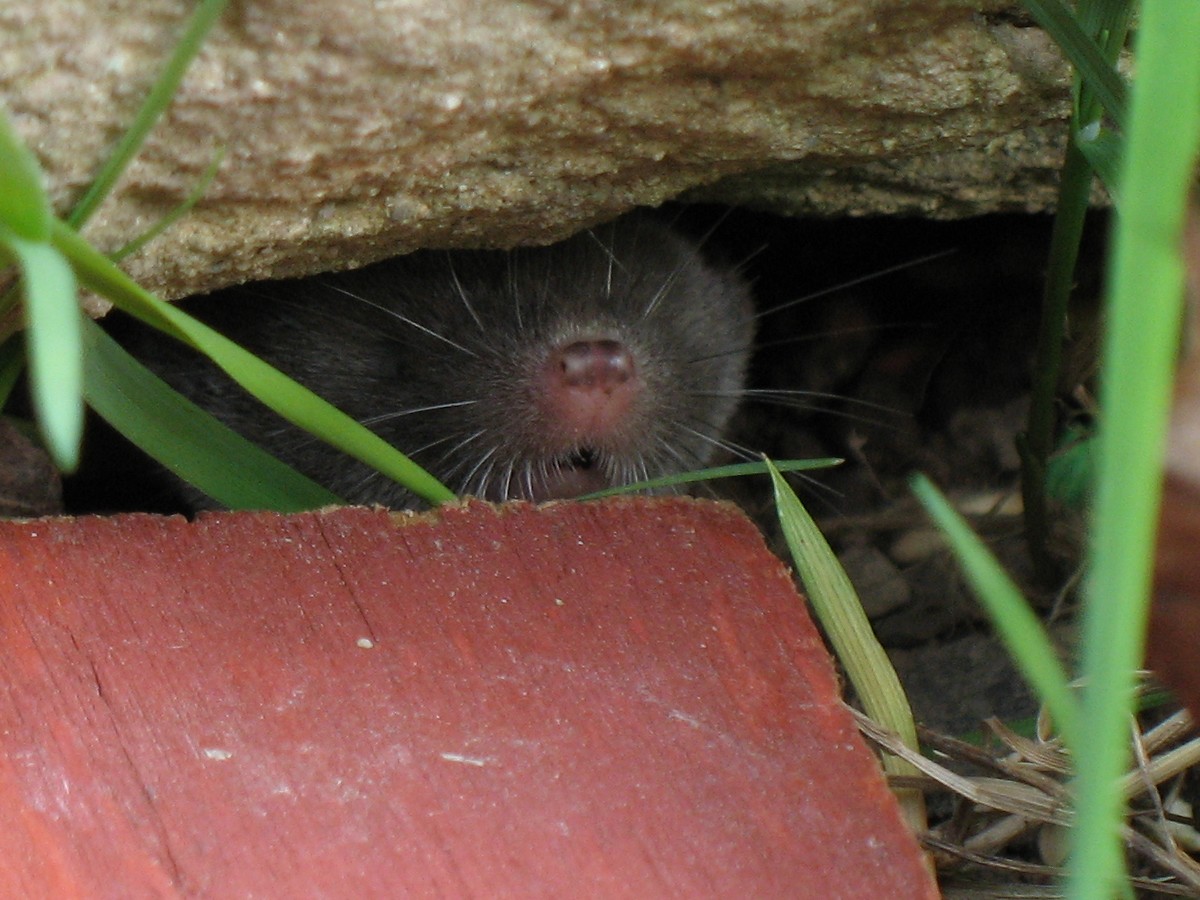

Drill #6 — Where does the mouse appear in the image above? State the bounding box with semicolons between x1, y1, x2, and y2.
116;214;756;510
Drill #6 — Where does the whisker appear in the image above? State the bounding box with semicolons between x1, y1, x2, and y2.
751;322;931;356
318;281;479;358
585;226;626;298
499;460;517;501
536;458;552;496
473;455;503;500
406;434;455;459
358;399;480;428
735;388;905;416
688;206;737;253
752;249;956;322
639;265;675;319
730;241;769;278
345;466;384;501
675;422;757;464
660;206;737;253
733;393;903;431
637;454;653;486
649;432;699;473
506;252;523;332
675;414;847;507
786;470;845;508
220;289;386;343
686;340;756;367
639;211;737;319
511;460;525;504
425;431;486;486
222;285;287;305
445;252;486;333
455;442;503;497
260;399;478;457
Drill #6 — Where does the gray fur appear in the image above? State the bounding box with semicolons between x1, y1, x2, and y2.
128;216;754;508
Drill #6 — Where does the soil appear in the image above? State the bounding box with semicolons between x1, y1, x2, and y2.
669;207;1105;737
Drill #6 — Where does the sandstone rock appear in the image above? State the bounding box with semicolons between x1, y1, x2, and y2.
1;1;1072;308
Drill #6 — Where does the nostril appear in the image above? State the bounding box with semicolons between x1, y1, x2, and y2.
557;340;635;391
537;338;641;443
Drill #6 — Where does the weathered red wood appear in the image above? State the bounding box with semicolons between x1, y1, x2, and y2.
1151;474;1200;717
0;498;936;898
1153;211;1200;718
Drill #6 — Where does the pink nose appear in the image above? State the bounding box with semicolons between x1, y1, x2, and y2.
537;339;639;441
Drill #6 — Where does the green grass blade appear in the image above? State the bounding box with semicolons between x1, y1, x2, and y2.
1069;1;1200;896
1019;0;1131;579
2;234;82;471
0;105;52;242
1020;137;1095;578
765;458;926;832
1074;0;1135;56
579;457;842;500
52;219;455;507
111;148;226;263
1044;426;1095;510
82;318;340;511
910;474;1081;751
1074;124;1123;198
1021;0;1128;130
1073;0;1134;136
768;458;918;746
66;0;230;228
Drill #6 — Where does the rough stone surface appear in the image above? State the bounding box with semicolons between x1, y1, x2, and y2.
1;1;1072;307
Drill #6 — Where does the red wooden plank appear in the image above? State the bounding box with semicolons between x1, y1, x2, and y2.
0;499;935;898
1151;474;1200;717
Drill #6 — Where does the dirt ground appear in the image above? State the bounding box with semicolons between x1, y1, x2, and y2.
676;207;1105;736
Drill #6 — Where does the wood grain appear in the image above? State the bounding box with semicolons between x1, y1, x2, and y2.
0;498;935;898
